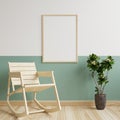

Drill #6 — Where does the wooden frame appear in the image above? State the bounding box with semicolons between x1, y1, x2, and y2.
42;14;78;63
7;62;61;117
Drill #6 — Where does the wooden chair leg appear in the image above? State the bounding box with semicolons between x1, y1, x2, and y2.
22;88;29;115
51;71;61;110
54;86;61;111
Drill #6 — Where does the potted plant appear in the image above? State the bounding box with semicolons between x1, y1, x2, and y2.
87;53;114;110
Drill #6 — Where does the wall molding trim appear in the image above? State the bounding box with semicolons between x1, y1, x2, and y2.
0;100;120;106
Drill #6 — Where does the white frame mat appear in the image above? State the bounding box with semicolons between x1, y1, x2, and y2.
42;14;78;63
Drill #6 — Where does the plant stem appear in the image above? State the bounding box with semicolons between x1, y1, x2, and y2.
102;71;108;92
92;72;101;94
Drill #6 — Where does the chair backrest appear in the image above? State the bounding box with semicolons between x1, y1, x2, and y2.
9;62;40;90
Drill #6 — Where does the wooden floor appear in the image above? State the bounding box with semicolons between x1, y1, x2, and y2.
0;105;120;120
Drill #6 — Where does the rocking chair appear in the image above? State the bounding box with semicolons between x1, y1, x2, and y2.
7;62;61;117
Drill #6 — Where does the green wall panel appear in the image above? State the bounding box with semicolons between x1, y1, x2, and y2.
0;56;119;101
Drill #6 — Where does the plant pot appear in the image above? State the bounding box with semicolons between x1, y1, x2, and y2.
95;94;106;110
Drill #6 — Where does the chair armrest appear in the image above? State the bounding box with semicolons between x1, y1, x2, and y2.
37;71;53;77
9;72;21;78
9;72;25;87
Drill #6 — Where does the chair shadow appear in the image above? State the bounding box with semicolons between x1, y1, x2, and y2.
0;107;17;120
0;106;51;120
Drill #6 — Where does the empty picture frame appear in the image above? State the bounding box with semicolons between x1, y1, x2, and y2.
42;14;78;63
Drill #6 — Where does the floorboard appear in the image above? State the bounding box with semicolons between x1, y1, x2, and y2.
0;105;120;120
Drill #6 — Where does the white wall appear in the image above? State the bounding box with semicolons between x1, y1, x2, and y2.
0;0;120;56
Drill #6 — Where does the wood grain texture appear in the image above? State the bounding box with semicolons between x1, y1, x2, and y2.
0;105;120;120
